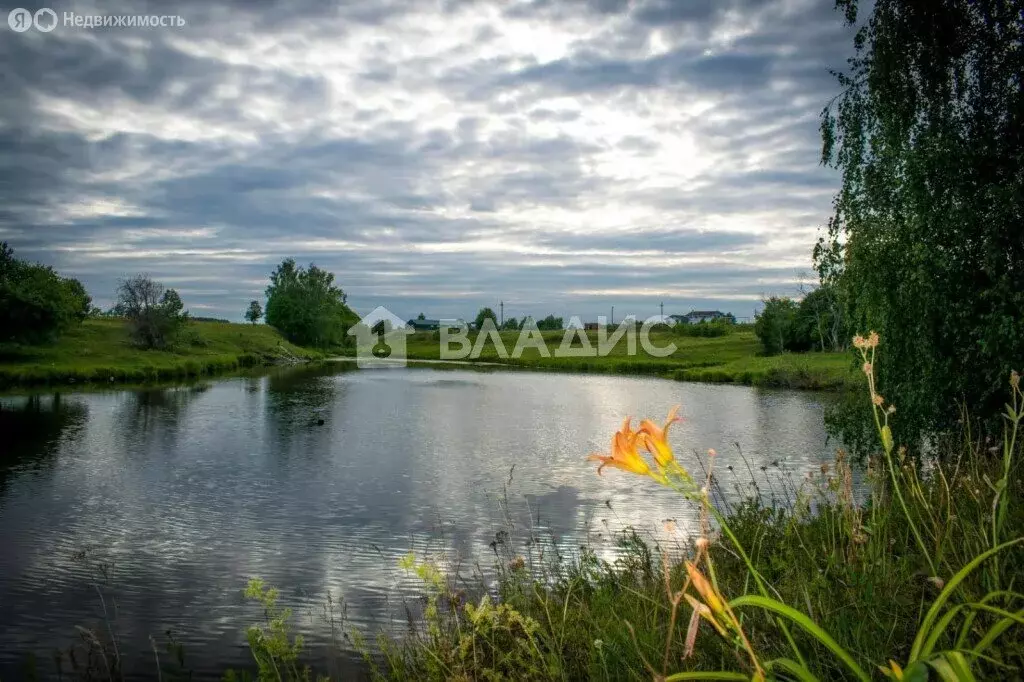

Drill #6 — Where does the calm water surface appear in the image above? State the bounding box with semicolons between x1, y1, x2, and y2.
0;364;847;679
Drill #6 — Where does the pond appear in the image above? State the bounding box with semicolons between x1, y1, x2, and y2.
0;364;848;679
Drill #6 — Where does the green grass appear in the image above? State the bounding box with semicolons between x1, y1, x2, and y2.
0;318;322;388
395;327;855;390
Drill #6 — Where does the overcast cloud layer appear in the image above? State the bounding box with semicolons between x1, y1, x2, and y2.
1;0;854;322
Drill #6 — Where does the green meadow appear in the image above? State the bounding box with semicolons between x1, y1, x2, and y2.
398;327;855;390
0;318;320;388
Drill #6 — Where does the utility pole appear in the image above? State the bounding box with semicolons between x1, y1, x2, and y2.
611;305;614;325
660;301;664;320
500;301;504;327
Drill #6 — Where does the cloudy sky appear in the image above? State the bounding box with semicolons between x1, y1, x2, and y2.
2;0;855;323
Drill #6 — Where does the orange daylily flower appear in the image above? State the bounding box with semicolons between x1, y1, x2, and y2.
588;407;693;485
637;404;681;468
588;428;654;478
617;415;638;445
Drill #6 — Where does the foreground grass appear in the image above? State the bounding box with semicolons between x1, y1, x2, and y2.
0;318;321;388
397;328;854;390
376;462;1024;681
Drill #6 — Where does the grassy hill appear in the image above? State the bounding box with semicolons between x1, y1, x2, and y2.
0;318;322;388
399;327;855;389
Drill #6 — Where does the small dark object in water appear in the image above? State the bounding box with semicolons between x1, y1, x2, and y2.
317;418;325;426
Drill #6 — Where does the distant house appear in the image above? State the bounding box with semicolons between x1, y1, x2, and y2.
407;318;441;331
407;318;471;331
583;322;600;331
673;310;736;325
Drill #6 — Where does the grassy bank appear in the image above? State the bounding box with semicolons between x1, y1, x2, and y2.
0;318;321;388
398;328;855;390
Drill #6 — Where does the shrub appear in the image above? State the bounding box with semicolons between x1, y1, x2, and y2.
115;275;189;350
0;242;92;344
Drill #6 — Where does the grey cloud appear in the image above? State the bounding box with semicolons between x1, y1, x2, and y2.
536;230;764;253
631;0;776;26
491;45;817;96
502;0;632;20
0;0;854;322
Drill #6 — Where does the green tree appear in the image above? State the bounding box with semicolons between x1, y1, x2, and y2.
474;307;497;330
60;277;92;323
536;315;563;331
417;312;426;320
799;283;846;352
819;0;1024;447
501;316;519;331
245;300;263;325
793;285;845;352
754;297;799;355
264;259;355;347
116;275;188;349
0;242;91;344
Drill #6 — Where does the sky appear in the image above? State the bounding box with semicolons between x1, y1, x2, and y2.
1;0;856;323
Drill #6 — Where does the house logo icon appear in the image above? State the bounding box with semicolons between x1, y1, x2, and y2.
347;305;413;368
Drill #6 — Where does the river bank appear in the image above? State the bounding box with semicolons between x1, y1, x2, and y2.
0;318;321;388
394;328;854;390
0;322;854;392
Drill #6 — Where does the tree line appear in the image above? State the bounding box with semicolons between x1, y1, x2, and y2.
0;247;356;352
473;308;564;331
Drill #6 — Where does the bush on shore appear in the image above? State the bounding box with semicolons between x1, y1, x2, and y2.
0;242;91;345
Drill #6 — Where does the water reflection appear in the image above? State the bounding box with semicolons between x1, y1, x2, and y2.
0;366;844;680
112;384;212;457
0;394;88;495
264;364;346;463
